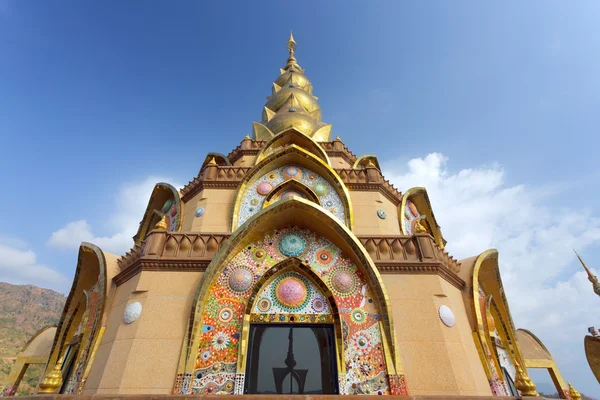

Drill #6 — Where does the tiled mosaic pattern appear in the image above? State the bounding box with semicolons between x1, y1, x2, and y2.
193;227;389;395
403;199;421;234
236;165;346;228
63;281;102;394
253;271;332;314
478;287;508;396
161;198;179;231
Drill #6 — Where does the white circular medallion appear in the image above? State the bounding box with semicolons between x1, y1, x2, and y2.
438;305;455;327
124;301;142;324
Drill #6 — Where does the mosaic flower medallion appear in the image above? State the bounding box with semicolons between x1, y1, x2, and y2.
279;233;306;257
195;207;205;217
377;209;387;219
283;165;302;180
228;268;253;293
311;297;326;313
257;298;271;312
330;267;359;296
218;307;234;324
313;183;328;196
256;182;273;195
351;308;367;324
212;332;230;351
123;301;142;324
275;277;308;309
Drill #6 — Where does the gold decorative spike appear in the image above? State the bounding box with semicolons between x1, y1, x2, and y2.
252;122;275;141
514;362;539;396
38;362;63;393
312;124;332;142
568;382;582;400
263;107;276;122
574;249;600;296
287;31;296;54
272;82;282;93
154;215;168;231
208;157;217;165
335;136;341;141
244;135;251;139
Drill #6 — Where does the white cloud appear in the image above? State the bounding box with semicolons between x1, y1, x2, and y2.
0;240;70;293
48;176;179;255
383;152;600;396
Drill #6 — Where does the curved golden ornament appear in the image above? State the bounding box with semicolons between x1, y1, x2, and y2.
254;128;331;166
399;187;445;248
133;182;182;243
179;198;401;378
353;154;381;171
230;144;354;231
43;242;108;394
514;362;539;396
584;335;600;383
38;361;63;394
471;249;533;392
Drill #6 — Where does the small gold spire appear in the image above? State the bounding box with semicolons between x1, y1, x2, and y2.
38;362;63;393
574;249;600;296
287;31;296;54
335;136;341;141
366;159;376;167
244;135;251;139
514;362;539;396
208;157;217;165
568;382;582;400
415;215;428;234
154;215;168;230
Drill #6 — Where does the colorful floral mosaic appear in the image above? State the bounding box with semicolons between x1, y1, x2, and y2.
236;165;346;228
193;226;389;395
403;199;420;234
252;271;332;314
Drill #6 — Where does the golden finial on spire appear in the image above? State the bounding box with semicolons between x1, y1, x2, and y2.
287;31;296;55
574;249;600;297
208;157;217;165
568;382;582;400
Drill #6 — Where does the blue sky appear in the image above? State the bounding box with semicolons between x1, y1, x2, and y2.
1;1;599;396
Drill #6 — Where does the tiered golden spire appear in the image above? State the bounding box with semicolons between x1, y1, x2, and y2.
252;32;332;142
574;249;600;297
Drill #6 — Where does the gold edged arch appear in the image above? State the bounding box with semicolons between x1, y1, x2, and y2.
42;242;108;394
471;249;531;389
254;128;331;166
262;179;320;208
133;182;182;244
353;154;381;171
230;145;354;231
200;152;231;170
237;257;346;378
516;328;569;394
584;335;600;383
178;198;401;381
400;187;445;248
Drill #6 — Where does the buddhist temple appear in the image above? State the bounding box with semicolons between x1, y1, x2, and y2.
2;33;579;398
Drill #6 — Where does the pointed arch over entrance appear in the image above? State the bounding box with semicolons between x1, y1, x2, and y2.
230;145;353;230
134;182;182;243
176;198;404;395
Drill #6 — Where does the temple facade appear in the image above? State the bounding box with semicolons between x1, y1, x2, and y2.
2;34;578;398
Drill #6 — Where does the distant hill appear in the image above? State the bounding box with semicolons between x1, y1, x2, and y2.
0;282;66;395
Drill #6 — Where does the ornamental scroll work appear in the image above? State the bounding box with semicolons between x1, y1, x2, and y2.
236;165;347;228
189;227;394;396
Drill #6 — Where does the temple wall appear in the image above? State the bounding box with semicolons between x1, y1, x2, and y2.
84;271;202;394
181;189;236;233
329;156;352;169
348;191;400;235
232;154;257;166
382;274;491;396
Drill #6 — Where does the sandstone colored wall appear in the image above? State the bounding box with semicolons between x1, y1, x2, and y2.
349;191;400;235
83;271;202;395
383;274;491;396
181;188;236;233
